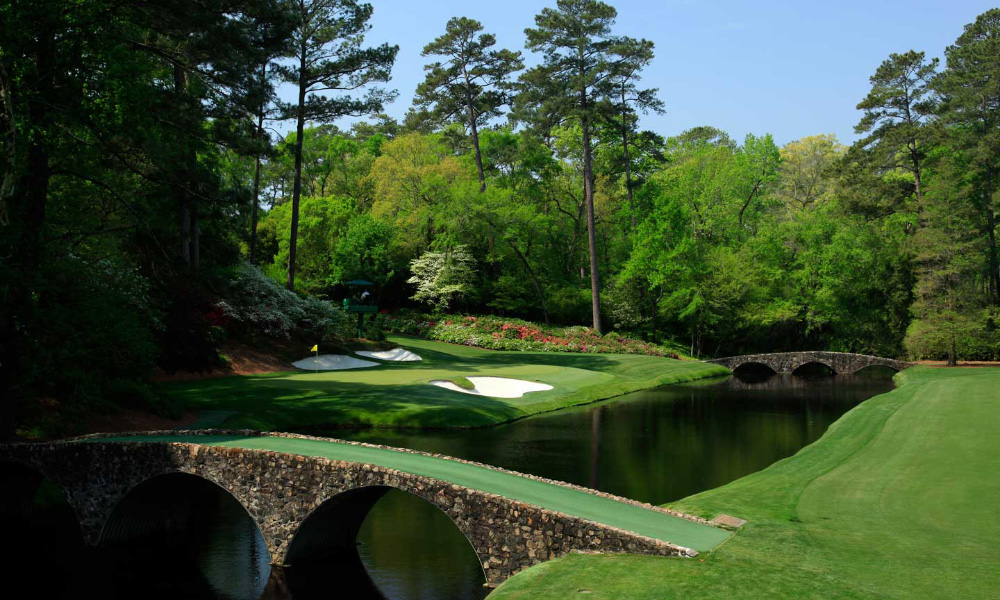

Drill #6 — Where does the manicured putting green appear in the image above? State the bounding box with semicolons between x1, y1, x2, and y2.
163;336;729;430
94;433;732;553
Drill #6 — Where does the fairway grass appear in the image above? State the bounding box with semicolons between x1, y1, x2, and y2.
161;336;728;431
488;367;1000;600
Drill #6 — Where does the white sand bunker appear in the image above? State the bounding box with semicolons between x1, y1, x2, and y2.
430;377;553;399
355;348;422;362
292;354;379;371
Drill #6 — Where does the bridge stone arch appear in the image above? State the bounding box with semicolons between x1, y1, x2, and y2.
708;352;912;376
728;361;779;375
0;441;276;549
0;434;704;586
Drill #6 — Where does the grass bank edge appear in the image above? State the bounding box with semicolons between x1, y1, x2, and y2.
487;366;1000;600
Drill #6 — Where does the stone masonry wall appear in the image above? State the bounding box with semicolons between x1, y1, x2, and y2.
0;436;701;586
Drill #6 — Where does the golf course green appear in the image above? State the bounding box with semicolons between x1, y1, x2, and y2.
487;366;1000;600
95;432;731;553
162;336;728;430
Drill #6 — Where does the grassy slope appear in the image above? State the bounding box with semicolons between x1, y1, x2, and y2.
488;367;1000;600
98;433;731;552
160;336;728;430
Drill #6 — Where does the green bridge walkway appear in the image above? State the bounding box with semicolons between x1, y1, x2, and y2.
95;433;731;553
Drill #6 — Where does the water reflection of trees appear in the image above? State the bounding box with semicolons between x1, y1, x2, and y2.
97;472;271;600
334;375;895;507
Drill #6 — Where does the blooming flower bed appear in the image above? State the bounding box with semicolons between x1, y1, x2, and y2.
374;313;681;358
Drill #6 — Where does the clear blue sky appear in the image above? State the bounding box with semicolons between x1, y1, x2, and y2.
279;0;996;146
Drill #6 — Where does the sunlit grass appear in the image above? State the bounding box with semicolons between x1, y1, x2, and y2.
160;335;728;430
489;367;1000;600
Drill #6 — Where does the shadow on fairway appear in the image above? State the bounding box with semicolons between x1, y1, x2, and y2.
187;382;528;429
377;339;626;372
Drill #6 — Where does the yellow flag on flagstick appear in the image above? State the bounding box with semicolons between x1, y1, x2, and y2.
310;344;318;352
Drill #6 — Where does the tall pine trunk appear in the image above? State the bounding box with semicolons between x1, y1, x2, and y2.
582;113;602;334
0;63;14;207
987;203;999;305
621;87;636;231
180;202;190;264
985;163;999;305
190;207;200;270
250;143;262;264
464;70;486;192
250;64;266;265
577;44;601;334
287;47;307;291
174;65;191;267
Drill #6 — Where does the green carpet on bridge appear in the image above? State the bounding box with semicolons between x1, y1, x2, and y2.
90;434;731;553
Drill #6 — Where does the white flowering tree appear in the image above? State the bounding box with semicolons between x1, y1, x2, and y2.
407;246;477;311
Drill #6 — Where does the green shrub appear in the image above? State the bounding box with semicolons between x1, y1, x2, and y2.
444;377;475;390
104;379;180;418
24;255;159;406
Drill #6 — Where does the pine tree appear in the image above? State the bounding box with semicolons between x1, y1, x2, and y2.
277;0;398;290
604;37;663;230
412;17;523;192
906;149;981;364
854;50;938;220
934;9;1000;305
518;0;622;333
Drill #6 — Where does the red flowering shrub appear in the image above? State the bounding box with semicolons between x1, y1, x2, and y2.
376;312;682;358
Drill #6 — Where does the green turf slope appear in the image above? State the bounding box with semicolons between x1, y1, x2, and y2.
488;367;1000;600
161;336;728;430
96;433;731;553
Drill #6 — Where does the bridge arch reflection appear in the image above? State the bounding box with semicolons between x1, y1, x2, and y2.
284;485;487;599
791;362;837;377
0;460;83;597
98;472;271;600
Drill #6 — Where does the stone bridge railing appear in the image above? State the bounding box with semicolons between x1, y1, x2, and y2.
0;431;710;586
707;351;913;375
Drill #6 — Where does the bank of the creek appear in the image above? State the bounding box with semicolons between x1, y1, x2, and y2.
3;372;895;600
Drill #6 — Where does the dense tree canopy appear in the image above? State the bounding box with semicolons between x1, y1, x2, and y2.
2;1;999;437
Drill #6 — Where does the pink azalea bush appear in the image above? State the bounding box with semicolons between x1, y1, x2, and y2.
375;312;681;358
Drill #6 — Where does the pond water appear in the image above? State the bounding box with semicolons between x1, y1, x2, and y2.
4;373;895;600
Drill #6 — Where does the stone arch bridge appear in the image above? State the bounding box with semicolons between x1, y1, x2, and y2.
708;351;913;375
0;431;729;587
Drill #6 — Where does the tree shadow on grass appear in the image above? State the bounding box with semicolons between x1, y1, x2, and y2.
217;383;528;430
374;342;628;373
